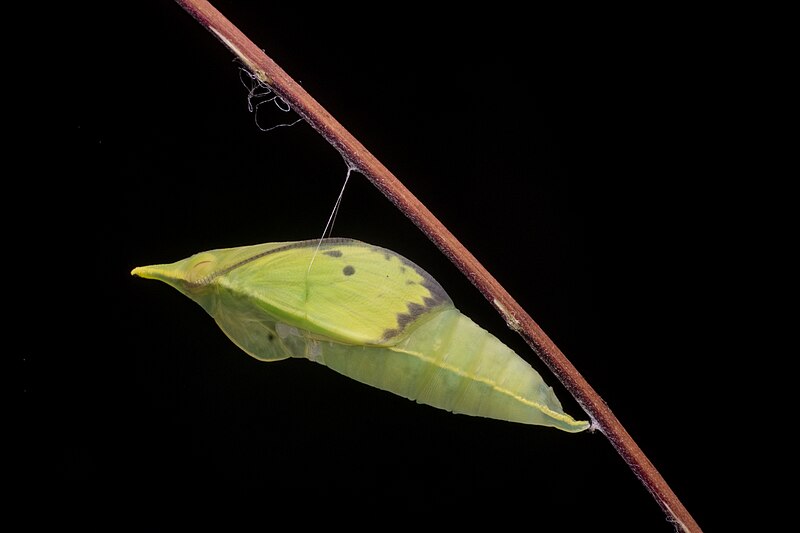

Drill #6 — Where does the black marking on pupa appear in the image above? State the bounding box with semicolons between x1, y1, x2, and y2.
323;250;343;258
380;296;449;342
192;238;356;287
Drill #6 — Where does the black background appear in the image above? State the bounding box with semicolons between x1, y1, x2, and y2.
36;1;729;529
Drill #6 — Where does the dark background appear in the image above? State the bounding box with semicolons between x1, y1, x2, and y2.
34;1;729;529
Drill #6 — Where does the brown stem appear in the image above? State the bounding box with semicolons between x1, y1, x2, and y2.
173;1;701;531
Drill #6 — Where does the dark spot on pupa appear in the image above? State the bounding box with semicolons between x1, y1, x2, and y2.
380;301;437;342
323;250;343;258
343;265;355;276
381;327;400;340
423;296;438;308
421;279;449;307
406;302;426;320
406;280;416;285
395;313;412;329
384;253;391;261
400;266;406;273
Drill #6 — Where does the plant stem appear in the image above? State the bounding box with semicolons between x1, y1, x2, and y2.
173;1;701;531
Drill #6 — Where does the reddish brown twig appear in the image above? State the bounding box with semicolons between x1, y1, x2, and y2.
172;1;701;531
